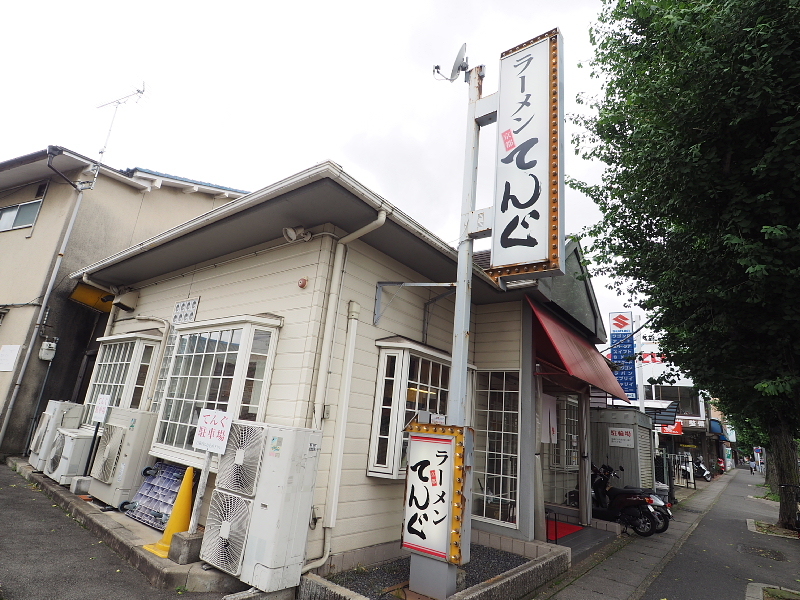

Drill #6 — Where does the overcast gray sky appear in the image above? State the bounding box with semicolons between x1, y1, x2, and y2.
2;0;635;328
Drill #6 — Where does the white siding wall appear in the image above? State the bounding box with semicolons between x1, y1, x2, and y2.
316;239;471;555
474;302;521;370
111;229;510;558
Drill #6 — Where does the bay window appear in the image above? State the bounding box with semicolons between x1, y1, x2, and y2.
368;338;451;479
149;316;280;466
81;333;162;424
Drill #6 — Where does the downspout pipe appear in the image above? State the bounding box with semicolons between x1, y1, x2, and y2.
134;316;172;407
302;211;386;574
311;210;386;430
0;153;86;452
302;301;361;574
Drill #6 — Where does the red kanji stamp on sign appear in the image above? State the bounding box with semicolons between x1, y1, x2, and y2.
429;470;438;487
502;129;516;151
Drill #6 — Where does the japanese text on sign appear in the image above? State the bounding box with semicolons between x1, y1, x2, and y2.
193;409;233;454
608;427;635;448
92;394;112;423
488;30;563;281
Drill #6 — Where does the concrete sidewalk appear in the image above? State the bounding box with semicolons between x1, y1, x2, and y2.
3;456;247;596
529;470;735;600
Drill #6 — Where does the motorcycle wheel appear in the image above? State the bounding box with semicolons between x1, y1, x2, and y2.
704;473;712;482
653;509;669;533
631;510;658;537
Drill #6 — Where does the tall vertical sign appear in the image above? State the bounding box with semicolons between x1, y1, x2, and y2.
609;312;637;402
486;30;564;285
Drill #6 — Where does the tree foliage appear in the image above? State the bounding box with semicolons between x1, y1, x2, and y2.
574;0;800;526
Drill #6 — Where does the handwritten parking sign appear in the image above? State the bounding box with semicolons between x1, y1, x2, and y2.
92;394;112;423
193;409;233;453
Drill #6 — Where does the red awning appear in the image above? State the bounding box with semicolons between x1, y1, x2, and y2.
527;297;629;401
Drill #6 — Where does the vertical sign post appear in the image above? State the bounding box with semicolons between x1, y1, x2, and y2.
609;312;638;403
417;28;563;600
189;409;233;533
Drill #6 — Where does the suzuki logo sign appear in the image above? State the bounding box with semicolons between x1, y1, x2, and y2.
612;314;630;330
610;312;633;333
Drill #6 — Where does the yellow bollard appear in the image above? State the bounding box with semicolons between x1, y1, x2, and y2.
144;466;194;559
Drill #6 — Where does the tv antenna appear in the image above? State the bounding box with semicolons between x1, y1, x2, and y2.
433;43;469;82
96;83;145;165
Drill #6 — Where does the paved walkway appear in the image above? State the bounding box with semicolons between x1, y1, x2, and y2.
530;471;736;600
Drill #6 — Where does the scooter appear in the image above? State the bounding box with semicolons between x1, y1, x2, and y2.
683;457;711;481
591;463;659;536
618;474;673;533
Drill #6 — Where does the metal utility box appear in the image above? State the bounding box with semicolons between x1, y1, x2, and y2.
590;408;655;489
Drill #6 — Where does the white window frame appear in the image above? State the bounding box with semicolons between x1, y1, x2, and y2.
471;370;521;528
550;395;579;471
0;199;42;232
80;333;162;425
368;338;463;479
149;315;281;468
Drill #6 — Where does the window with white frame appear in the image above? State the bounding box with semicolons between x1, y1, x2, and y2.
368;339;451;479
81;333;162;424
0;183;45;232
150;316;280;466
551;396;579;469
472;371;520;526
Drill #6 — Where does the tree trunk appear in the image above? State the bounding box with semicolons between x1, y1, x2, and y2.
767;420;800;530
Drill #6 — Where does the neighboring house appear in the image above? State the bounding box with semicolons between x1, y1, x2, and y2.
68;160;628;585
0;146;246;456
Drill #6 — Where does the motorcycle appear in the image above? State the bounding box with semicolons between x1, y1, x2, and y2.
591;463;659;536
681;457;712;482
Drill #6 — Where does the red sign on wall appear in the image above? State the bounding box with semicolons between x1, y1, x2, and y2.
660;422;684;435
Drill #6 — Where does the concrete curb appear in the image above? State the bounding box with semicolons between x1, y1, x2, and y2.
5;456;247;594
746;582;800;600
298;547;571;600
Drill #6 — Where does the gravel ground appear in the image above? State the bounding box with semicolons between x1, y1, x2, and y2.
327;544;530;599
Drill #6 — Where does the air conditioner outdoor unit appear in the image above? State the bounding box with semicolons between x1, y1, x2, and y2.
200;422;322;593
29;400;82;472
88;407;158;509
43;428;95;485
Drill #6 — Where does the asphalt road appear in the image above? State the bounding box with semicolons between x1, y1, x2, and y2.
0;463;226;600
640;467;800;600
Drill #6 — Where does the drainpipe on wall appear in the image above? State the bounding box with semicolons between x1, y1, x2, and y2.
302;300;361;573
0;150;89;452
310;210;387;431
134;316;172;406
301;210;386;573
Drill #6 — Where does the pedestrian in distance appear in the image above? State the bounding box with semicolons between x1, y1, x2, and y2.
749;458;756;475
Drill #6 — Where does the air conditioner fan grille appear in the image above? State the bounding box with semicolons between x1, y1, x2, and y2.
46;431;66;475
30;413;52;454
200;490;252;576
91;424;126;484
216;423;265;496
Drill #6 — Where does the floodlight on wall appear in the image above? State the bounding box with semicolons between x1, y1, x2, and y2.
282;226;312;243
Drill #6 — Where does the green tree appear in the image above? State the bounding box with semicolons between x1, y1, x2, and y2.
575;0;800;528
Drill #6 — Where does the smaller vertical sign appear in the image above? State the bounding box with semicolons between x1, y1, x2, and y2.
193;409;233;454
609;312;638;402
92;394;112;423
403;423;471;565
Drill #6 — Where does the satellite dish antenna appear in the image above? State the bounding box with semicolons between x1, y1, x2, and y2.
433;43;469;82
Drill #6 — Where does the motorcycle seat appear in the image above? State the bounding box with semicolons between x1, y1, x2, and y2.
606;486;645;499
624;485;655;495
